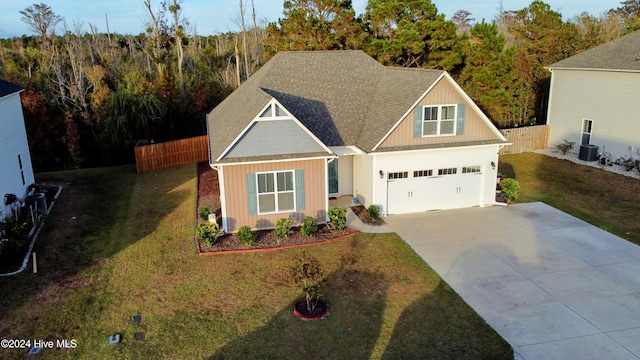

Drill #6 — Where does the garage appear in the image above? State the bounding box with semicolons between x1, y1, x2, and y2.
386;165;484;214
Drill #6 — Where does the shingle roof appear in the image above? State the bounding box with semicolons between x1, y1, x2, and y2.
0;79;23;98
208;51;444;162
547;30;640;71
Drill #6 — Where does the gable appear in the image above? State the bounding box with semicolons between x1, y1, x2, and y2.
217;99;331;162
377;75;502;149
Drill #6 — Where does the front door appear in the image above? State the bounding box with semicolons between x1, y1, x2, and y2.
328;159;339;195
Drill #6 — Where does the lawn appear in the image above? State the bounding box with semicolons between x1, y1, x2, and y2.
500;152;640;245
0;164;511;359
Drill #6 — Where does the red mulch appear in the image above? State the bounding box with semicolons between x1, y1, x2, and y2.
195;162;358;253
350;205;386;226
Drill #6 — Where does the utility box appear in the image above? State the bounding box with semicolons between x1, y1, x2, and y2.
579;144;599;161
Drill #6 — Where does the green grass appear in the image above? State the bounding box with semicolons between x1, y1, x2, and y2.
500;152;640;245
0;164;511;359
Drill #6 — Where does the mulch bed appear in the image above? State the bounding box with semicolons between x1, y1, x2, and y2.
350;205;386;226
196;162;358;254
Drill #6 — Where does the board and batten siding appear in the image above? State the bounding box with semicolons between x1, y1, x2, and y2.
221;158;327;232
379;77;497;148
0;92;34;220
548;69;640;159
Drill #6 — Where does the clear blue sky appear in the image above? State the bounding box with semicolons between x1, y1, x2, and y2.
0;0;623;38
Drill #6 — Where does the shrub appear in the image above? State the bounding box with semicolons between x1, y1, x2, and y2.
198;205;212;221
556;140;575;155
367;205;380;220
237;225;256;245
500;178;521;202
196;222;218;246
328;206;347;231
301;216;318;237
274;218;291;244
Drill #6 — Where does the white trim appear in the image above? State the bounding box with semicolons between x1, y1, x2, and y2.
328;145;364;156
546;66;640;74
214;155;336;167
370;142;508;156
216;98;333;161
547;69;556;126
324;158;330;222
213;165;228;233
581;118;594;146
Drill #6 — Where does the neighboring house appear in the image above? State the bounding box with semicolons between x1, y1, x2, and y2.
207;51;509;232
0;79;35;222
546;30;640;160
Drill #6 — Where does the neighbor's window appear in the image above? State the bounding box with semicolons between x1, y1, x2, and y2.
18;154;25;186
423;105;457;136
257;171;295;213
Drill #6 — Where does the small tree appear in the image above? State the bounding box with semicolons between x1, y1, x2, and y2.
196;222;218;246
237;225;256;245
291;251;326;313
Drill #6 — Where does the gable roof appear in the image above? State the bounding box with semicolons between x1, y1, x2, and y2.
208;50;444;162
547;30;640;72
0;79;23;99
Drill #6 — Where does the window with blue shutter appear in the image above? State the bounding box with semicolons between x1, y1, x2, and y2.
413;105;423;137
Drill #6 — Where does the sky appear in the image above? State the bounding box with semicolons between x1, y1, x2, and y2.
0;0;624;38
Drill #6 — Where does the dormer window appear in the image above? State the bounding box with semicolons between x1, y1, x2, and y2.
422;105;457;136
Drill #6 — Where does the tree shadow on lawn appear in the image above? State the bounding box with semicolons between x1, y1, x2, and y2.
209;268;389;360
0;164;195;345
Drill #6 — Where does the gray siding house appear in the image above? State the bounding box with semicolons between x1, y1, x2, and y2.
546;30;640;160
0;80;35;222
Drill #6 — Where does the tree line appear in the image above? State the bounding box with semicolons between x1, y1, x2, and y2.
1;0;638;171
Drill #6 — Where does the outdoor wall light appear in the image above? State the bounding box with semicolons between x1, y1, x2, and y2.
379;170;384;179
491;161;496;170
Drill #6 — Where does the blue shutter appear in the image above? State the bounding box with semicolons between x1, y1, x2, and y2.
295;169;305;211
413;105;423;137
456;104;465;135
247;173;257;215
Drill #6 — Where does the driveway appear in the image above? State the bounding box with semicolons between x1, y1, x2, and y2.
384;202;640;360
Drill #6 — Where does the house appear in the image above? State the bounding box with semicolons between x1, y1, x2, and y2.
206;51;509;232
0;79;35;222
546;30;640;160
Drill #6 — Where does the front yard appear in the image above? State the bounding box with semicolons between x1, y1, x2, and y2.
0;164;511;359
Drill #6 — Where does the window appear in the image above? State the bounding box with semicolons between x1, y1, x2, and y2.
18;154;25;186
257;171;295;213
581;119;593;145
413;170;433;177
388;172;408;180
423;105;457;136
462;165;481;174
438;167;457;176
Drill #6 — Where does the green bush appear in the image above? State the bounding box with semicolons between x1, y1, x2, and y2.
328;206;347;231
198;205;212;221
237;225;256;245
196;222;218;246
500;178;521;202
367;205;380;220
301;216;318;237
274;218;291;244
556;140;575;155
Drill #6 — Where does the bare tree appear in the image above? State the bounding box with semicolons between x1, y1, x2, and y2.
19;3;62;50
452;10;475;35
143;0;167;75
167;0;186;93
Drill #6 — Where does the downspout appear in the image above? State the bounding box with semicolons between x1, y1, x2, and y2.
212;165;228;233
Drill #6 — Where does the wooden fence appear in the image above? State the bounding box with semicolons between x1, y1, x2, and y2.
134;135;209;173
499;125;549;155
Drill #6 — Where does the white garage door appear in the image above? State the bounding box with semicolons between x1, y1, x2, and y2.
387;166;483;215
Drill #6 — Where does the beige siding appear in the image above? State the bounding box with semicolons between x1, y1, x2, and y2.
222;159;327;232
548;70;640;159
380;77;498;148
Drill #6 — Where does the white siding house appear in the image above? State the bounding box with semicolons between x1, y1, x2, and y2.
547;30;640;160
0;80;35;222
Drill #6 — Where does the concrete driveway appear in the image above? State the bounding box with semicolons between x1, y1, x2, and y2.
384;202;640;360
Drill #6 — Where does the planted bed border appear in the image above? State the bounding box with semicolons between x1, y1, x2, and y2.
197;227;360;256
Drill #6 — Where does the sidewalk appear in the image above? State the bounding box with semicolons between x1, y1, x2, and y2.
329;196;393;233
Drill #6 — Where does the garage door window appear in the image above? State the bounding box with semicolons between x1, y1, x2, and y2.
438;168;457;176
462;165;481;174
388;172;409;180
414;170;433;177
